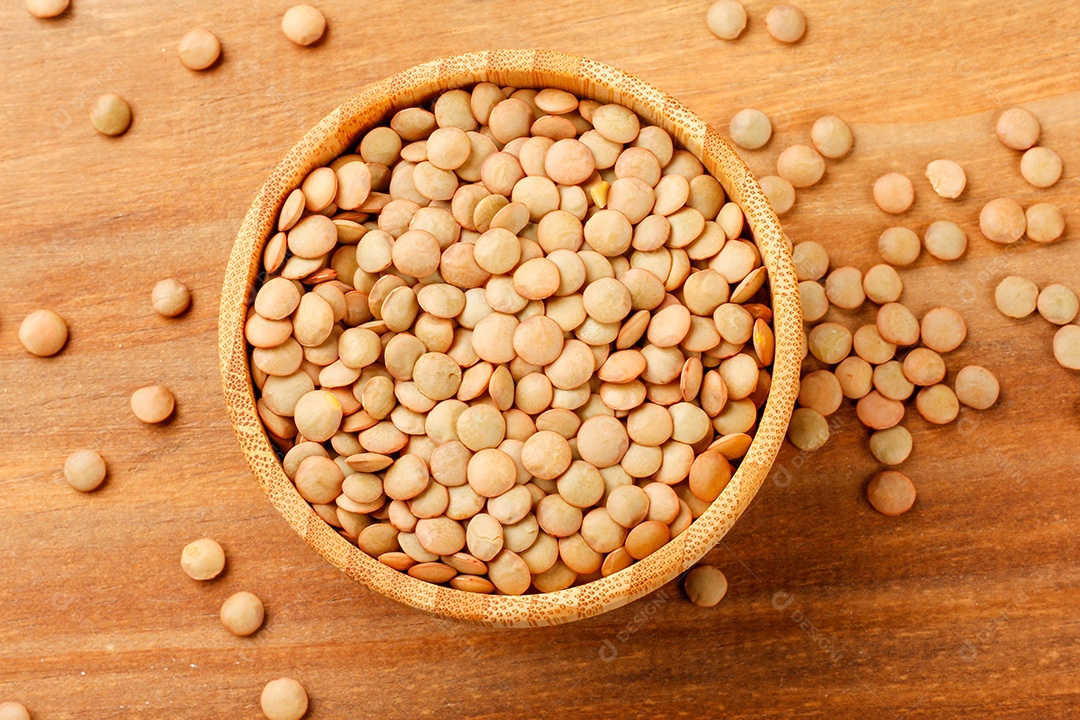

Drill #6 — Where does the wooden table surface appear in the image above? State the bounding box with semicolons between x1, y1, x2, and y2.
2;1;1078;718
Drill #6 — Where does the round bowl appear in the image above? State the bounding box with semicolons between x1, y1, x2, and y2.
219;49;801;627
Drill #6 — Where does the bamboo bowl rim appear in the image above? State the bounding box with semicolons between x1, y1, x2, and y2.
219;49;802;628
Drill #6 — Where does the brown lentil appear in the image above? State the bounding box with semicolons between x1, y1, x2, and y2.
867;471;916;516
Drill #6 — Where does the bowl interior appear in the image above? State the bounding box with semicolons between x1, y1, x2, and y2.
219;49;801;627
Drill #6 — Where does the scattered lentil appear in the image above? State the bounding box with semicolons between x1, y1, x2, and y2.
954;365;999;409
758;175;795;214
777;144;825;187
90;94;132;136
130;385;175;424
684;565;728;607
220;591;265;636
180;538;225;580
924;159;966;199
877;226;920;266
1037;284;1079;325
1024;203;1064;244
281;5;325;46
152;278;192;317
707;0;748;40
995;107;1040;150
63;449;106;492
810;115;853;159
260;677;308;720
25;0;67;17
979;198;1026;244
866;470;916;516
765;3;806;43
873;173;914;214
1020;147;1062;188
18;309;68;356
994;276;1038;318
1053;326;1080;370
178;28;221;70
923;220;967;261
0;703;30;720
868;426;912;466
729;109;772;150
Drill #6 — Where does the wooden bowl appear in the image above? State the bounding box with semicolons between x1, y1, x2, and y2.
219;49;801;627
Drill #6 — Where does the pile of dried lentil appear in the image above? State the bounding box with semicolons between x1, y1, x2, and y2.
249;84;780;595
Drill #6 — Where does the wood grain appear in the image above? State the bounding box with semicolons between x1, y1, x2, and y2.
1;0;1078;718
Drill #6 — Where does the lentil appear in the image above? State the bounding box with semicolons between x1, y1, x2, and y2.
810;115;853;159
1053;326;1080;370
63;449;106;492
873;173;914;214
919;307;966;353
281;5;325;46
18;309;68;356
181;538;225;580
178;28;221;70
1025;203;1064;244
995;276;1039;318
777;144;825;187
869;425;912;466
758;175;795;215
995;107;1040;150
923;220;967;261
25;0;67;17
152;278;192;317
980;198;1026;244
924;159;966;199
260;678;308;720
729;108;771;150
877;226;921;266
867;471;916;516
220;591;265;636
1020;146;1062;188
131;385;175;424
684;565;728;607
707;0;748;39
90;94;132;136
1037;284;1079;325
954;365;999;409
765;3;806;43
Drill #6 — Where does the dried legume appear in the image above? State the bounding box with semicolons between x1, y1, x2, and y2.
246;87;776;594
995;276;1038;318
924;159;966;199
810;116;852;159
181;538;225;580
221;591;265;636
63;449;106;492
18;309;68;357
867;470;916;516
765;3;806;43
281;5;325;46
152;278;192;317
25;0;67;17
995;107;1040;150
873;173;914;214
178;28;221;70
684;565;728;607
261;677;308;720
90;94;132;137
1037;284;1079;325
1053;326;1080;370
1020;147;1062;188
980;198;1026;244
729;109;771;150
707;0;748;40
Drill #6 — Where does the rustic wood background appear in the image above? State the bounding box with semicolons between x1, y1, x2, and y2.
1;1;1078;718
